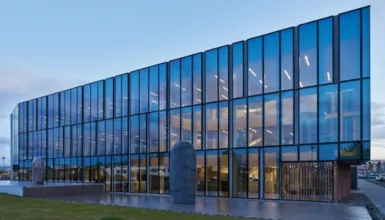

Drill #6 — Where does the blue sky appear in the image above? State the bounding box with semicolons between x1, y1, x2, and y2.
0;0;384;164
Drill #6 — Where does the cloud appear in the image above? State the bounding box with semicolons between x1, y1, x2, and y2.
0;67;87;101
371;101;385;127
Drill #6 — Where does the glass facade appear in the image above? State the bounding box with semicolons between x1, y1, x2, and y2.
10;7;370;200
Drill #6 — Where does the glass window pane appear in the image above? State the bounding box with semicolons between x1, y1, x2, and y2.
115;76;122;117
159;111;167;152
149;153;159;193
340;142;361;160
362;7;370;78
219;149;229;197
340;80;360;141
264;147;279;199
170;108;180;149
281;29;293;90
206;150;218;196
97;121;105;155
48;95;54;129
193;54;202;105
65;90;71;125
90;122;96;156
219;101;229;149
182;107;192;142
139;114;147;154
70;88;77;124
122;74;129;116
114;118;121;155
39;98;46;130
206;103;218;150
248;96;263;147
149;112;158;153
319;84;338;142
140;68;149;113
53;94;59;127
248;37;263;96
219;46;229;101
196;151;205;196
77;87;83;123
281;146;298;161
59;92;65;127
181;56;192;106
318;18;333;84
71;126;77;157
159;64;167;110
130;71;139;115
170;60;181;108
122;117;128;154
300;88;317;144
105;78;114;119
91;82;98;121
233;149;247;198
105;119;113;155
232;42;244;98
299;22;317;87
83;85;91;122
149;66;159;112
248;148;259;198
193;106;202;150
205;49;218;103
281;91;293;145
83;123;90;156
264;33;279;93
130;155;139;192
363;79;370;141
97;81;104;120
77;124;82;157
264;93;280;146
64;126;71;157
340;10;360;81
130;116;139;154
300;145;317;161
233;98;246;148
159;153;169;194
319;144;338;161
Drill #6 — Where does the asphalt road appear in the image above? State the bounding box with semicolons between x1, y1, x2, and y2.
364;179;385;188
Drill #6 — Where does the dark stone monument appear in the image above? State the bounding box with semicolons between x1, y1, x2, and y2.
170;141;196;204
31;158;44;185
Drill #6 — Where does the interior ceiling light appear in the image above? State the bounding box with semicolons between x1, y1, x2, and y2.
304;55;310;66
249;68;257;77
284;70;291;80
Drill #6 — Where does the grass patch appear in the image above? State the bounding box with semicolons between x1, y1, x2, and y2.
0;194;246;220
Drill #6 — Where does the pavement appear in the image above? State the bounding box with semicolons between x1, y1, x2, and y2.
45;193;371;220
359;179;385;215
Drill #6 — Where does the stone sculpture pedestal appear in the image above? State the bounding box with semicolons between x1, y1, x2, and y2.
31;158;44;185
170;141;196;204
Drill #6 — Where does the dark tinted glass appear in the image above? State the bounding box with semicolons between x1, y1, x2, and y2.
340;10;360;81
281;29;293;90
248;37;263;95
232;42;244;98
264;33;279;93
318;18;333;84
170;60;180;108
299;22;317;87
206;49;218;103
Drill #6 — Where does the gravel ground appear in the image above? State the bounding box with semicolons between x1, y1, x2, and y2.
340;192;385;220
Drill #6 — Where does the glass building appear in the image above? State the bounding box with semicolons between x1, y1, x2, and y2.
10;7;370;202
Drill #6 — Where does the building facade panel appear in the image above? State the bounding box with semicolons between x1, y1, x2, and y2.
10;7;370;202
